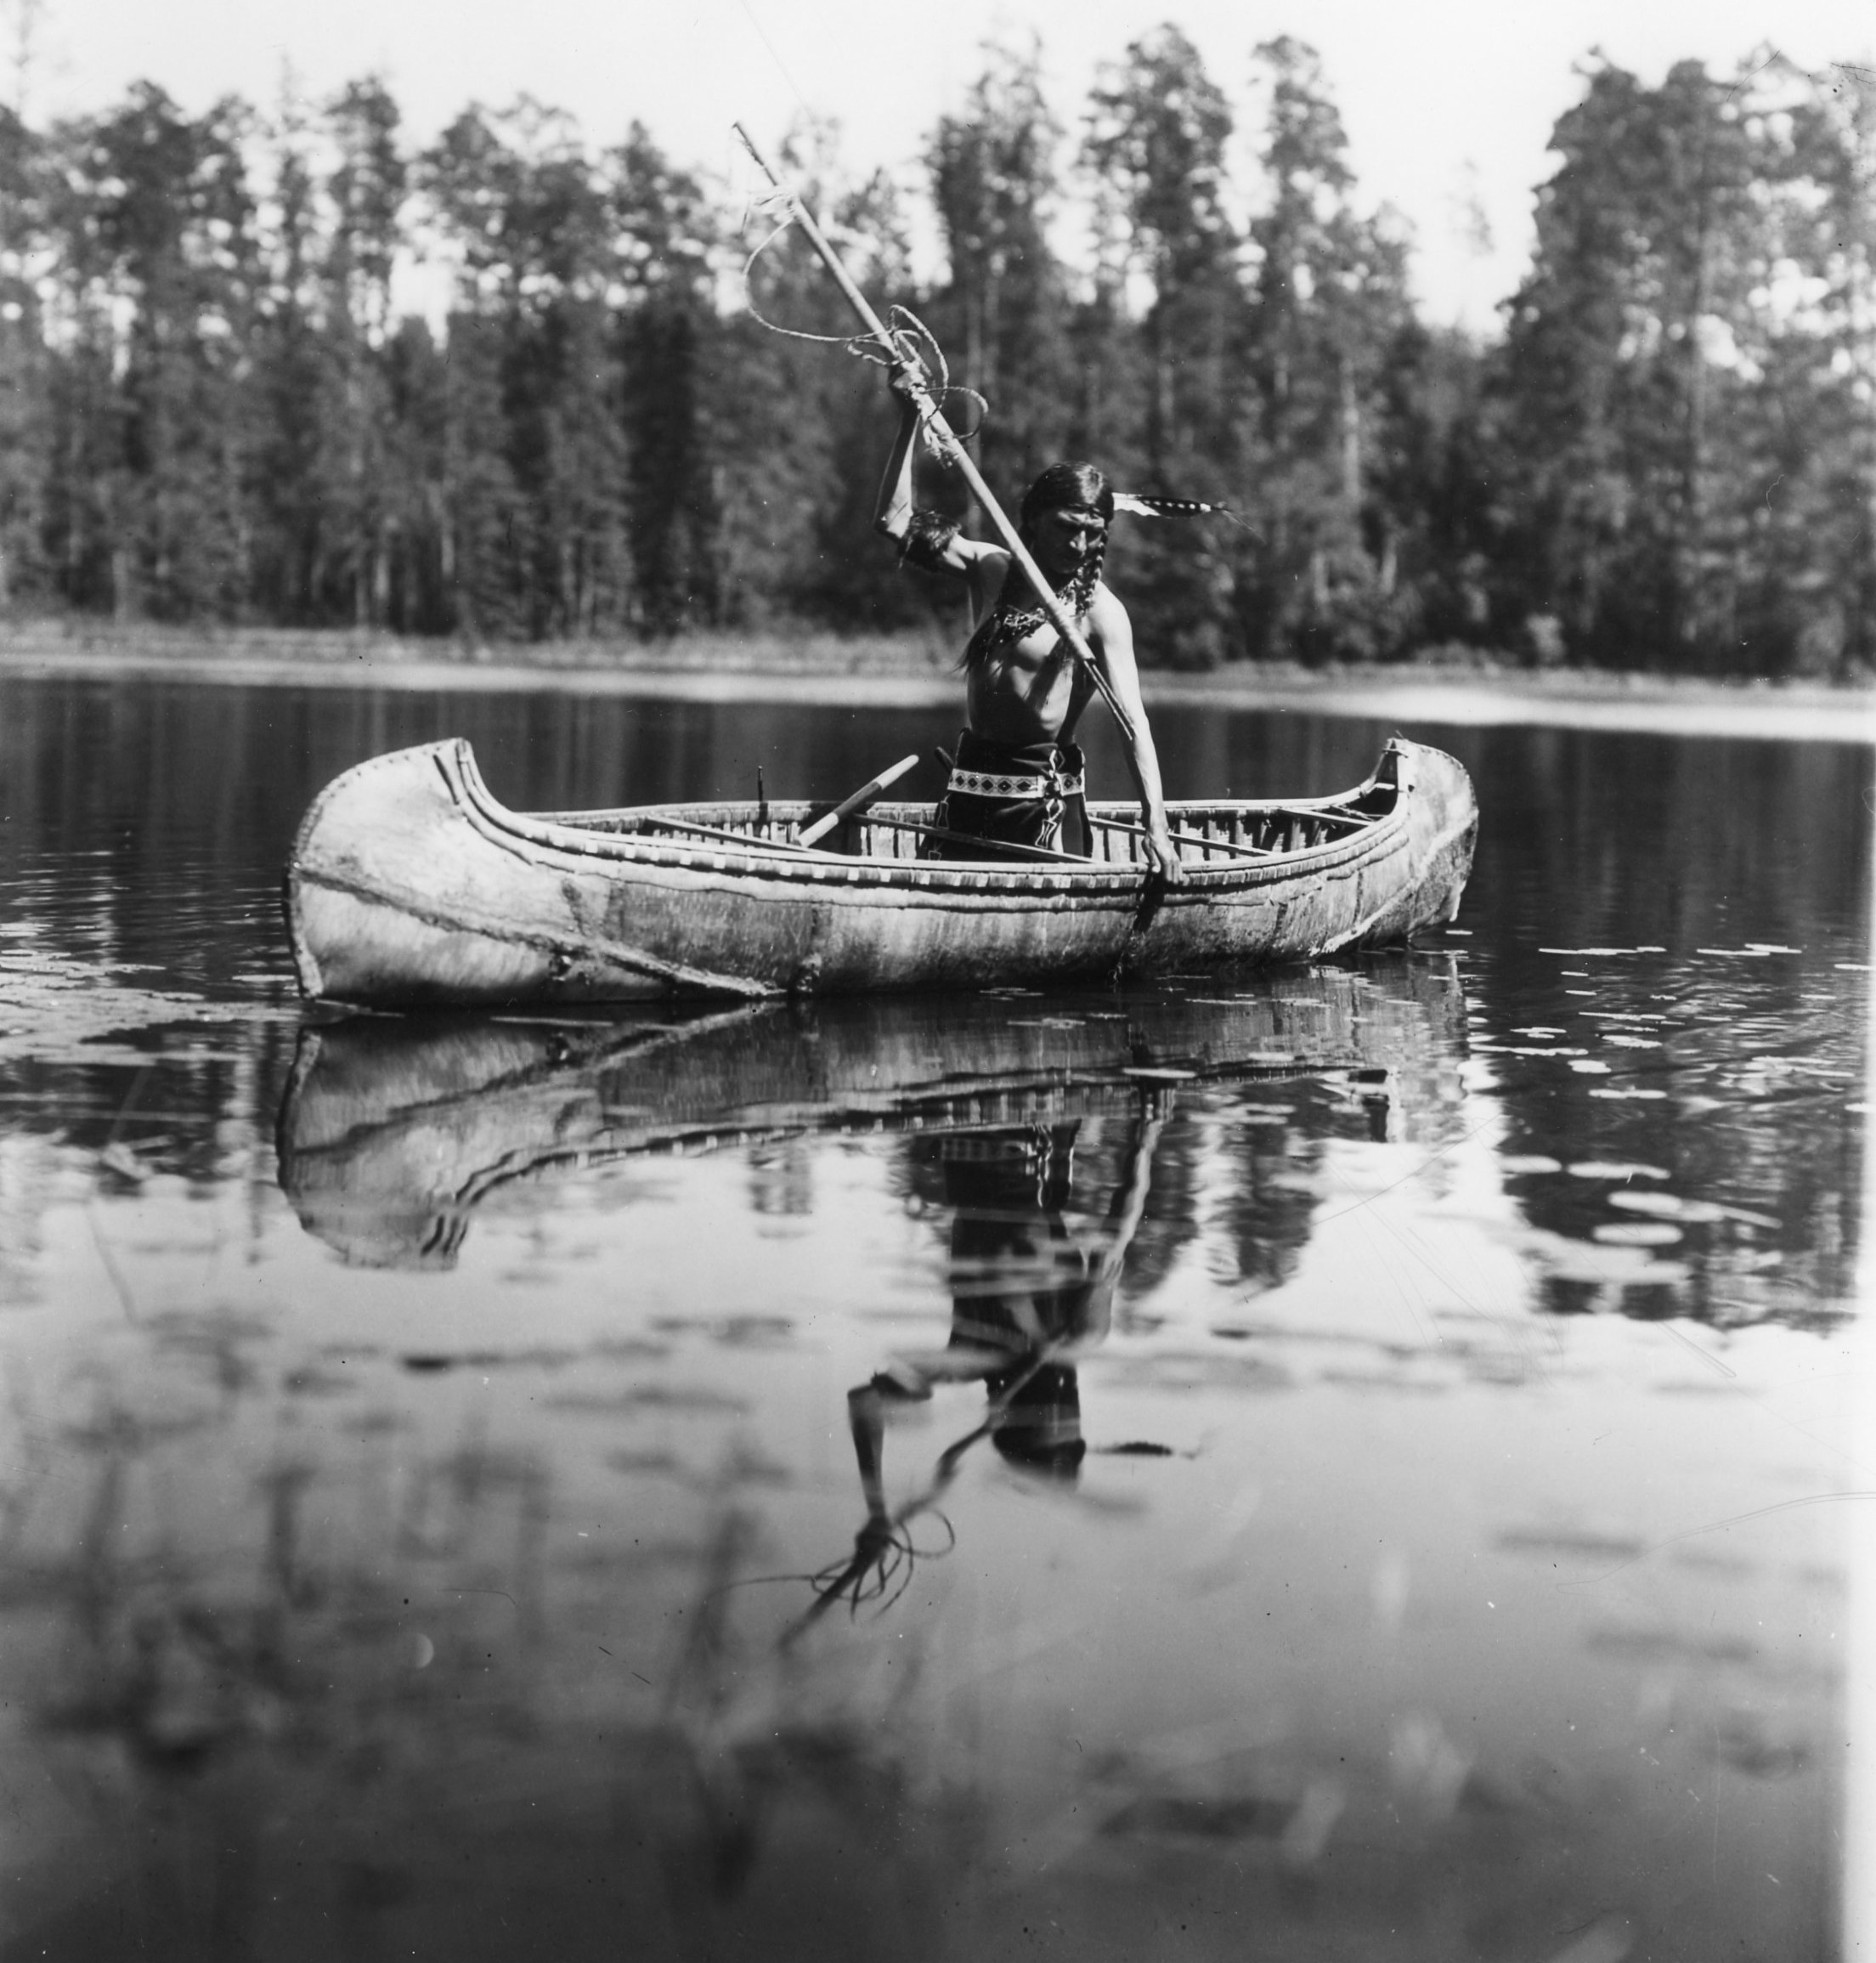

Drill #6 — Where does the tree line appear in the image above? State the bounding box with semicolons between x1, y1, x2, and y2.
0;31;1871;674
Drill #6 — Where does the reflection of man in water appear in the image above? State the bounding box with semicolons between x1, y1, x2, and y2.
868;1104;1166;1477
789;1103;1167;1638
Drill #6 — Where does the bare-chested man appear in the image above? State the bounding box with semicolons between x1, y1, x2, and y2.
875;378;1184;880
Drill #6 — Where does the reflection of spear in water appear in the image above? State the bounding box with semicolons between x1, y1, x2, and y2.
760;1099;1168;1644
779;1349;1067;1648
712;1358;1048;1644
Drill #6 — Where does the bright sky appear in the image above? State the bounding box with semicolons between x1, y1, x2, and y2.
20;0;1876;333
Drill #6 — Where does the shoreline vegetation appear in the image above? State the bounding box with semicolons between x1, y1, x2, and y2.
7;619;1873;742
2;40;1873;683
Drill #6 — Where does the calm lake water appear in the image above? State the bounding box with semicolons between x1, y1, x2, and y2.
0;672;1869;1961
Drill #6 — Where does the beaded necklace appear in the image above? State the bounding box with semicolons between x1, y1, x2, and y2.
964;560;1098;666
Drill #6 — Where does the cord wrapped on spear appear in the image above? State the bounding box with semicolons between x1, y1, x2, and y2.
735;123;1236;882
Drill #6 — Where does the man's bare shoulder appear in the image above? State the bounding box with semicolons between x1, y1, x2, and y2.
1085;582;1132;634
964;542;1014;606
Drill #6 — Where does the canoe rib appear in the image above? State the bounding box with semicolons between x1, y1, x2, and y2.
285;736;1478;1004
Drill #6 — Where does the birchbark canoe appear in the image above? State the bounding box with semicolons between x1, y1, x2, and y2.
285;735;1477;1006
277;963;1466;1267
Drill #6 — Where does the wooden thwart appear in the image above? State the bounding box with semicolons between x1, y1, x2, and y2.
1300;810;1369;834
859;814;1094;865
636;816;814;856
1088;816;1274;863
634;811;1094;868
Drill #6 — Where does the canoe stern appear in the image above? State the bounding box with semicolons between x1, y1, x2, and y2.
288;740;630;1007
1341;739;1478;948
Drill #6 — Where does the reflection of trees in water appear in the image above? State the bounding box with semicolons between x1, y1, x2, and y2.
1505;1128;1862;1330
14;1027;298;1164
1488;965;1862;1331
1101;1107;1201;1311
1206;1040;1474;1301
888;1049;1464;1328
1462;733;1871;957
744;1136;814;1218
892;1095;1332;1340
1461;729;1869;1332
1212;1117;1325;1301
0;1017;302;1304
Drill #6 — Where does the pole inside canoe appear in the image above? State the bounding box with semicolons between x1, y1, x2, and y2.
732;124;1138;747
796;752;923;846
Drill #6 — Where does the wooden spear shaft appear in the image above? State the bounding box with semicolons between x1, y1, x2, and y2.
732;122;1138;745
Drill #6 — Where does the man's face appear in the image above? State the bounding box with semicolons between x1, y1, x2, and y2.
1032;506;1106;581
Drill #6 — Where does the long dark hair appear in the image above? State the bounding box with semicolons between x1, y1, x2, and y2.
961;464;1113;673
1020;464;1114;609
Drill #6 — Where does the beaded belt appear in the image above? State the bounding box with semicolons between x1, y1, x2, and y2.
946;763;1084;800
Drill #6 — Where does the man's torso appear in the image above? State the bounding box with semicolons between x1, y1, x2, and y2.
963;549;1101;745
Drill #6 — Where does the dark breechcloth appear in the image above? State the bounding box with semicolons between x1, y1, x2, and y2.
927;728;1089;861
938;1127;1091;1474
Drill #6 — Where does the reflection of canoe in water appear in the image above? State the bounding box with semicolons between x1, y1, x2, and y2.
277;966;1465;1268
285;737;1477;1005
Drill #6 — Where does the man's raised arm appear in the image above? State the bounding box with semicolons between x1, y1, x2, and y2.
873;375;993;580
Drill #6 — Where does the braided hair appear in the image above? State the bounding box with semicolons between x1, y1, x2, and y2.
1020;463;1113;617
962;463;1114;671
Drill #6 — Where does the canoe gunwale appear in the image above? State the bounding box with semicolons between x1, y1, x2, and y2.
455;740;1422;898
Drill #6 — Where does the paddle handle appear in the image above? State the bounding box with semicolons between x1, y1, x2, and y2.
732;124;1137;745
797;752;923;846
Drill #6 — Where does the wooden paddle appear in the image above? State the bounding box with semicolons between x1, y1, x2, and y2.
797;753;923;847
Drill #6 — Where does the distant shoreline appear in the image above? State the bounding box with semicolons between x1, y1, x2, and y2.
3;621;1873;744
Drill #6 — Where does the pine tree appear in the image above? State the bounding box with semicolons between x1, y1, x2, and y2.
1494;52;1873;673
0;102;48;608
1241;37;1416;663
247;74;335;625
926;39;1075;496
610;122;720;635
42;86;264;620
1768;56;1876;673
424;99;633;639
800;162;933;631
322;77;408;628
710;116;924;632
1082;25;1241;666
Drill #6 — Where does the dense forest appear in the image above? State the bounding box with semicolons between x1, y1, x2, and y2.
0;31;1872;674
